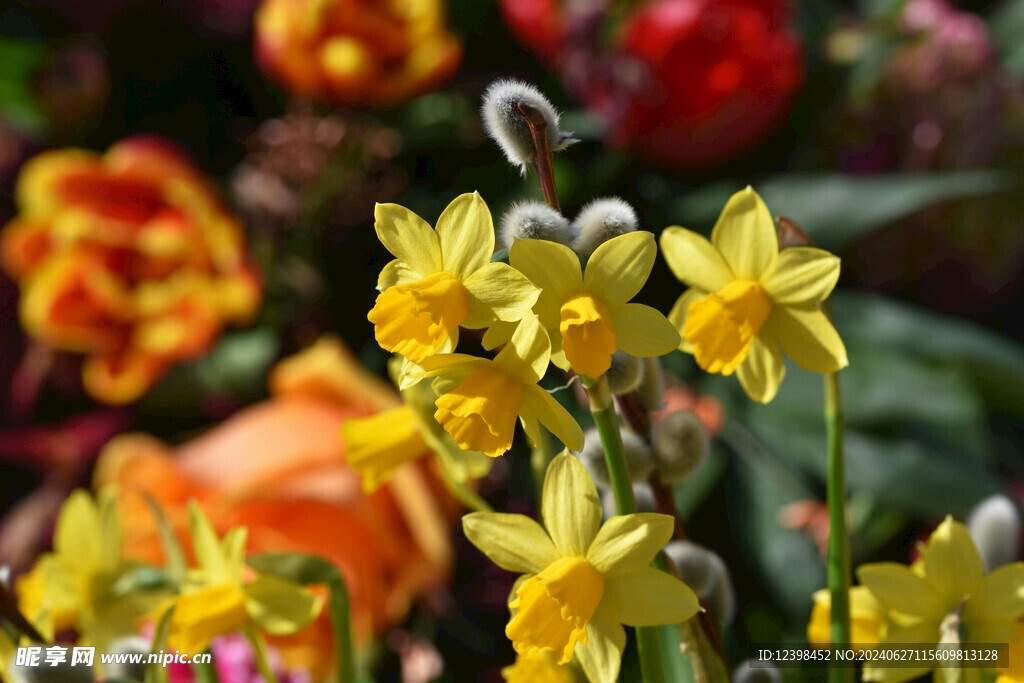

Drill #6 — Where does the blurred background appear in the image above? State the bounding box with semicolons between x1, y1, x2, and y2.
2;0;1024;680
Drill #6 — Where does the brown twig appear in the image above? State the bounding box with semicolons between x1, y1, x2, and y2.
517;102;561;212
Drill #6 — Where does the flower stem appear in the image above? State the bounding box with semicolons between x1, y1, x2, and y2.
243;624;281;683
825;364;852;683
517;102;561;212
585;376;664;683
192;653;219;683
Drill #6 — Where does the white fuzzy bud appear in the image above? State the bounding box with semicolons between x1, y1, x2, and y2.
499;200;574;248
572;197;638;259
733;660;781;683
606;350;644;396
481;79;577;174
968;494;1021;571
663;540;736;625
637;357;665;412
576;426;655;490
652;411;709;484
602;483;657;517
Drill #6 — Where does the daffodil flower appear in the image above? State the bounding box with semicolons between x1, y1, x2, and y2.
498;232;679;379
15;488;162;651
342;357;492;491
856;517;1024;682
463;453;701;683
660;187;848;403
407;313;584;457
807;586;884;647
501;650;579;683
155;502;323;654
997;624;1024;683
368;192;540;363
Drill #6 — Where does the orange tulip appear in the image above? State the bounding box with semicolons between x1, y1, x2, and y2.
254;0;462;108
94;337;457;679
0;136;261;405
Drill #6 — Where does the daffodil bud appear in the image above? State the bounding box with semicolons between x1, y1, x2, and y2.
733;659;781;683
637;356;665;412
481;79;577;174
571;197;638;259
102;636;151;682
602;483;658;517
576;426;655;489
664;540;736;625
652;411;709;484
967;494;1021;571
499;200;574;248
606;350;644;396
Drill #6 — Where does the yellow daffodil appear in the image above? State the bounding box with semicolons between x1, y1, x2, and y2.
463;453;701;683
660;187;848;403
368;192;540;363
997;624;1024;683
342;357;492;491
155;502;323;653
500;232;679;379
15;488;162;650
407;313;584;457
856;517;1024;682
807;586;885;646
502;650;579;683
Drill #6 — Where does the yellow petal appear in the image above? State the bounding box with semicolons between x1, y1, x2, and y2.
97;487;122;571
863;621;938;682
760;247;841;305
736;334;786;404
922;517;985;608
659;227;734;292
559;293;617;378
710;187;778;280
377;259;421;291
189;501;228;582
369;271;468;363
435;192;495;280
244;574;323;636
374;202;441;276
222;527;248;582
408;352;487;379
584;231;656;305
542;453;602;556
807;589;831;647
54;489;102;569
599;566;701;626
435;365;525;457
462;262;540;327
494;313;551;385
462;512;560;574
667;288;705;353
963;563;1024;624
586;513;675;578
509;238;583;322
765;304;848;373
520;387;585;453
482;319;518;351
857;563;946;620
573;617;626;683
342;405;428;491
684;281;773;375
611;303;680;359
167;584;249;653
501;651;576;683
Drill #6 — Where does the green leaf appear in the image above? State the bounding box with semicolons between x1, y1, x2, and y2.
143;495;188;586
144;605;174;683
246;553;356;683
671;172;1010;252
110;567;171;597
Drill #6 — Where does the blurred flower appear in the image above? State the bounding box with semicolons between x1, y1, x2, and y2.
342;357;492;491
806;586;884;647
660;187;847;403
15;488;164;650
253;0;462;108
0;136;262;405
502;650;578;683
652;385;724;436
94;336;458;677
408;314;584;457
997;623;1024;683
368;192;539;363
856;517;1024;681
503;232;678;379
154;502;322;654
498;0;564;64
463;453;700;683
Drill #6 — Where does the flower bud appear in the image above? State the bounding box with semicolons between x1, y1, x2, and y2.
637;356;665;412
602;483;657;517
481;79;577;174
571;197;638;259
103;635;151;682
651;410;709;484
967;494;1021;571
733;659;781;683
576;426;655;490
663;540;735;624
499;200;574;248
606;350;644;396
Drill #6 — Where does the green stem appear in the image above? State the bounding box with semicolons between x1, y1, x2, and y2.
825;368;852;683
192;652;219;683
243;624;281;683
585;376;664;683
439;464;493;513
530;427;555;503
